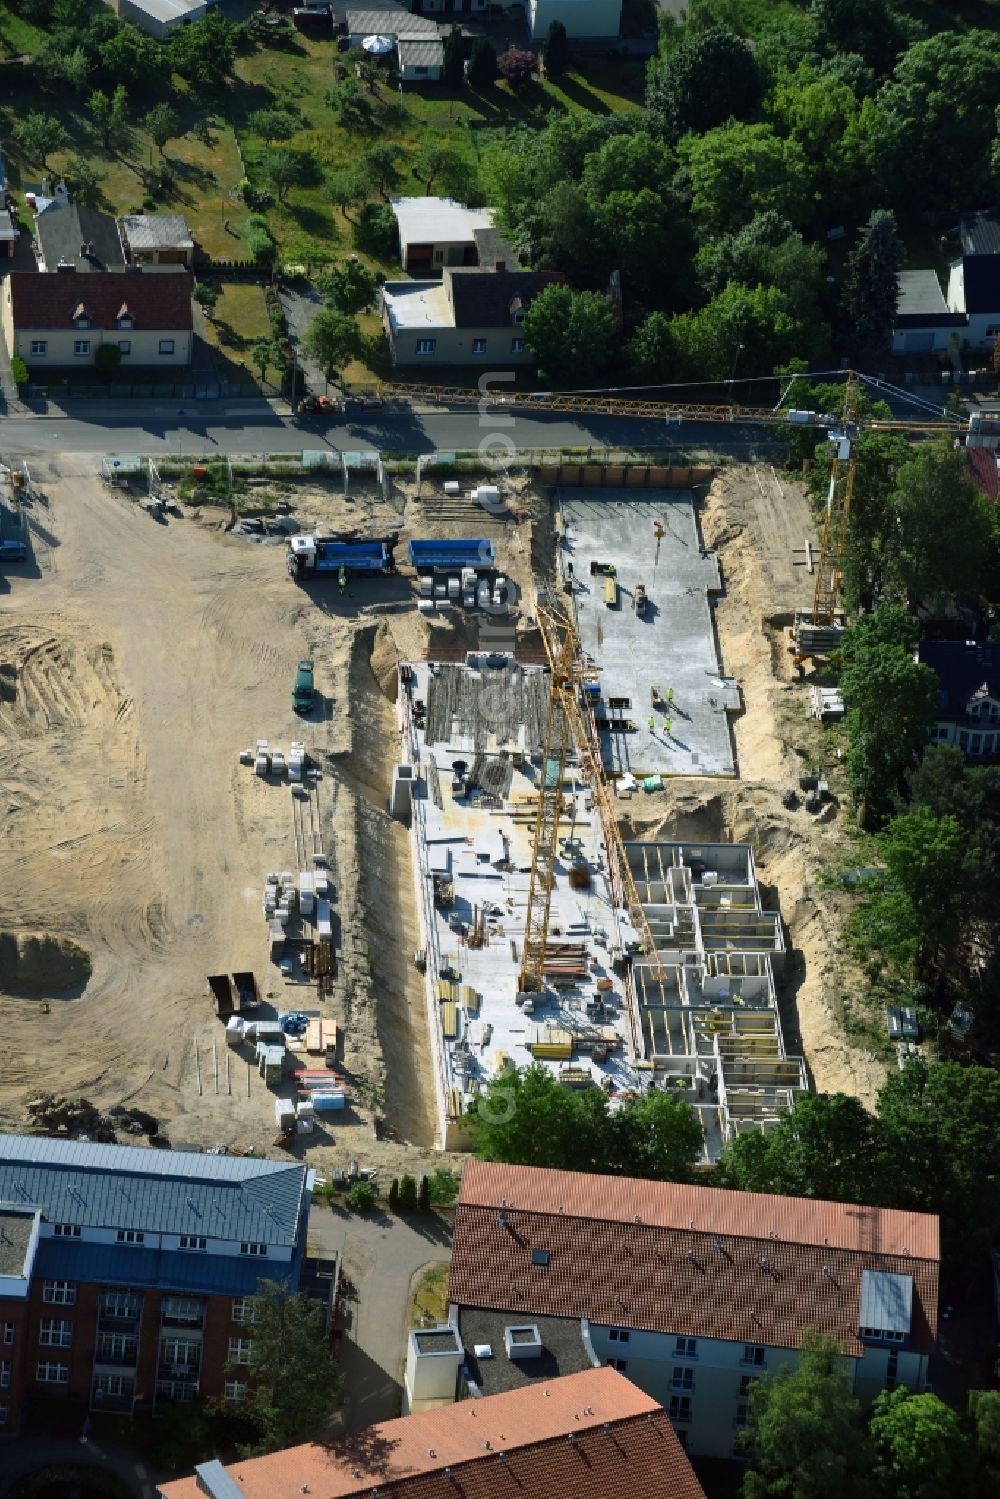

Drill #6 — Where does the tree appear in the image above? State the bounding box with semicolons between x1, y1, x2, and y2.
398;1174;418;1212
542;20;569;78
427;1168;461;1205
100;26;167;91
240;1281;342;1453
839;609;939;827
741;1332;873;1499
16;111;69;172
970;1389;1000;1490
809;0;905;77
627;311;673;379
887;440;994;608
346;1180;376;1211
193;281;219;317
387;1177;400;1212
328;165;368;223
442;24;464;88
717;1093;880;1206
412;143;475;200
840;209;903;361
248;108;295;145
145;102;180;160
497;47;537;91
329;81;375;135
580;131;675;203
876;808;970;970
647;23;761;141
679;122;812;238
169;10;236;86
320;258;377;316
302;308;363;384
359;143;402;199
696;212;825;324
264;148;322;204
523;283;618;382
869;1388;972;1499
63;155;102;208
250;337;281;382
664;283;819;383
418;1175;431;1213
40;41;90;96
10;357;29;387
94;344;122;372
609;1088;704;1182
466;37;498;91
353;201;398;259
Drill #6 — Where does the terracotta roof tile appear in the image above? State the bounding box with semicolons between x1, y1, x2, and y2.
158;1367;705;1499
448;1163;939;1358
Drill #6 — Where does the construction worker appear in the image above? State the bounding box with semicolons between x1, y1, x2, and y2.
648;715;655;735
664;718;673;738
667;687;674;705
338;565;347;596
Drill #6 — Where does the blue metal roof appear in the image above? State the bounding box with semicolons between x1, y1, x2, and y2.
0;1135;308;1248
408;539;495;569
34;1237;301;1298
859;1269;913;1337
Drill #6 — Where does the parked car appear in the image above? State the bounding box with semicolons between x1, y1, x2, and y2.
293;659;315;714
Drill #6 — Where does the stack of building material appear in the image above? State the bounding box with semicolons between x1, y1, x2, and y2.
225;1015;245;1048
529;1026;574;1060
288;742;306;781
441;1001;460;1039
315;898;332;941
271;748;286;777
296;1096;315;1133
306;1018;324;1054
312;1089;345;1113
255;742;270;776
275;1097;296;1131
299;871;314;916
258;1043;285;1084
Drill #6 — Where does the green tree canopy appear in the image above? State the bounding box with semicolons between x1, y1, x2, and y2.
247;108;295;145
240;1281;342;1453
542;20;569;78
869;1388;972;1499
679;121;812;237
302;308;363;383
695;212;825;321
662;282;818;382
412;143;476;201
145;102;179;159
716;1093;880;1204
647;22;761;141
442;24;464;88
467;37;498;91
522;284;619;382
741;1332;873;1499
16;111;69;171
887;440;994;608
264;148;322;204
320;258;377;316
840;209;903;361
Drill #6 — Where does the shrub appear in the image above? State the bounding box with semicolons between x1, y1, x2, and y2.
247;226;276;264
398;1174;418;1212
94;344;122;371
10;356;28;386
418;1175;431;1213
354;201;398;260
497;47;537;90
427;1167;461;1206
388;1178;400;1212
346;1180;377;1211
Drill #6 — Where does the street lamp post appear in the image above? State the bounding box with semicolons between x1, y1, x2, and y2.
730;341;745;383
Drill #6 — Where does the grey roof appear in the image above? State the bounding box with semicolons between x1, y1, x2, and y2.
473;225;519;270
35;203;124;273
0;209;17;241
121;214;193;252
398;37;444;65
961;210;1000;258
446;268;564;329
860;1269;913;1336
458;1307;594;1396
0;1207;37;1277
346;5;438;35
194;1461;246;1499
895;269;948;317
0;1134;308;1247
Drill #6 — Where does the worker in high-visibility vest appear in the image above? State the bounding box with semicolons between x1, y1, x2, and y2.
338;566;347;595
647;715;655;734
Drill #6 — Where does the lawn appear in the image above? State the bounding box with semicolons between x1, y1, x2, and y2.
407;1263;449;1328
201;282;271;382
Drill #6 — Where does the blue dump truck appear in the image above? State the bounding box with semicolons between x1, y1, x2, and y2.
286;532;398;583
0;540;27;564
407;539;496;572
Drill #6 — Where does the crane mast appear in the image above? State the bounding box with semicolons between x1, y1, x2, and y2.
811;372;860;626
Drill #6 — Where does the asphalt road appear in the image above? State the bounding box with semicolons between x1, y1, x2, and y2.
0;399;784;460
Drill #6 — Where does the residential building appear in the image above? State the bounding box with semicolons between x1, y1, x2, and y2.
891;269;966;356
0;1134;312;1434
2;271;194;369
158;1366;707;1499
966;445;1000;501
446;1161;939;1459
381;266;562;365
390;197;497;273
398;37;444;82
528;0;622;39
415;0;488;14
120;214;195;269
345;5;439;51
116;0;211;41
947;210;1000;350
34;201;125;274
0;210;17;260
919;639;1000;758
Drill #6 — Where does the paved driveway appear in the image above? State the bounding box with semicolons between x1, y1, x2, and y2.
308;1203;453;1429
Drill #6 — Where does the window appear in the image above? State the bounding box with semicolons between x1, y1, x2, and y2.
0;1361;9;1388
669;1395;692;1422
228;1337;253;1366
74;314;90;329
118;315;133;330
97;1333;137;1364
232;1298;260;1326
606;1357;628;1372
118;340;131;355
511;338;525;354
739;1375;757;1397
223;1379;247;1403
2;1324;13;1345
36;1362;69;1384
886;1349;899;1392
608;1328;630;1343
156;1379;196;1403
433;249;443;264
43;1282;75;1306
240;1242;267;1257
735;1402;750;1428
52;1223;80;1238
100;1292;140;1320
73;340;90;357
860;1326;905;1344
30;339;47;356
116;1230;144;1245
0;1404;6;1425
742;1345;766;1367
472;338;487;355
93;1373;132;1400
158;339;175;356
178;1236;207;1252
160;1338;199;1369
531;1249;550;1267
674;1337;697;1359
162;1297;203;1325
415;339;436;356
672;1366;694;1391
39;1320;73;1349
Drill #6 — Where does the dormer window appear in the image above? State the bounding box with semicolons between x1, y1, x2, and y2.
72;303;90;329
858;1270;912;1348
117;305;134;330
509;296;524;327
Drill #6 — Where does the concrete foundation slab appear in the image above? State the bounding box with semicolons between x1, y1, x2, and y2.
558;490;738;778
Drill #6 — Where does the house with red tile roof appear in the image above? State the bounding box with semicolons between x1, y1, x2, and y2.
443;1161;939;1460
2;270;193;369
157;1366;706;1499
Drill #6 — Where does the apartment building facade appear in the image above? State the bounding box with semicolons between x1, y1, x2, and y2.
0;1136;312;1434
446;1161;940;1460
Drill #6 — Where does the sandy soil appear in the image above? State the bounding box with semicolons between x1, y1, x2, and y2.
0;464;535;1173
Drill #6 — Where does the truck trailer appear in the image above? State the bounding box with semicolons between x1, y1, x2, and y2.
286;533;398;582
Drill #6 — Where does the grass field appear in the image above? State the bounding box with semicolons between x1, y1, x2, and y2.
201;282;272;381
407;1263;449;1328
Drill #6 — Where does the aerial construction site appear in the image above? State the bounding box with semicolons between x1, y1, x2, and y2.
0;437;897;1178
